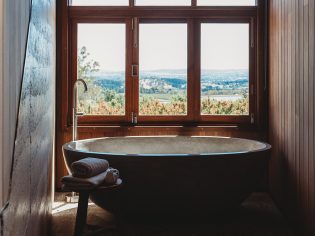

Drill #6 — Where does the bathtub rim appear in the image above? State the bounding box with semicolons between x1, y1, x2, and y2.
62;136;272;157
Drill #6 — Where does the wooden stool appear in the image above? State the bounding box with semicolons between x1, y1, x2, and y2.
63;178;122;236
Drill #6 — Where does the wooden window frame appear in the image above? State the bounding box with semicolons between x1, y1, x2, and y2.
196;18;255;124
71;18;133;124
135;19;193;123
58;1;266;128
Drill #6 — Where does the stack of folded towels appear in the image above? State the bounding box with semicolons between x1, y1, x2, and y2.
61;157;120;190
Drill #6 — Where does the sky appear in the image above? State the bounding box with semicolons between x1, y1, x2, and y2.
78;24;126;72
201;23;249;70
78;22;249;72
139;24;187;71
72;0;255;6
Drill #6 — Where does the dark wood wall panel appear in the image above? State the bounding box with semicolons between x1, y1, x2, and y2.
269;0;315;235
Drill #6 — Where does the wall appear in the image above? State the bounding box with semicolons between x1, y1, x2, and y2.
1;0;31;207
0;0;4;208
2;0;56;235
269;0;315;235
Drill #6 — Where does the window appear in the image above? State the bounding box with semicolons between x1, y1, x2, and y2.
77;23;126;116
200;23;249;116
139;23;188;116
63;2;263;125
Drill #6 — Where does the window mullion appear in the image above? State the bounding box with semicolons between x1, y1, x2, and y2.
249;17;256;124
194;20;201;122
125;18;133;123
188;19;196;121
131;17;139;124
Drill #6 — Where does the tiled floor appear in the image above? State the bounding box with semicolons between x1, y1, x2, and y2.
51;192;294;236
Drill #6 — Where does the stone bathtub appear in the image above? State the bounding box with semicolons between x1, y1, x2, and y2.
63;136;271;220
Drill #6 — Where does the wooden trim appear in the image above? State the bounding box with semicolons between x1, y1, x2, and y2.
0;0;3;207
126;18;134;123
187;19;195;121
199;115;251;123
58;0;70;130
193;20;201;121
132;17;139;120
70;21;77;124
69;7;257;19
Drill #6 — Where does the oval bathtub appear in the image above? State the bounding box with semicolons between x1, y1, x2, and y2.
63;136;271;220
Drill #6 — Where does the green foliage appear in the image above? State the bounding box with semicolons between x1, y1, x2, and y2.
139;95;187;115
201;97;248;115
78;46;100;81
77;47;125;115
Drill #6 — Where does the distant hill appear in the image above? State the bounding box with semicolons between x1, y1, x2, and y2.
89;69;249;95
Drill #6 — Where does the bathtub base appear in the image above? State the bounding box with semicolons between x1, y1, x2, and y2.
90;188;250;222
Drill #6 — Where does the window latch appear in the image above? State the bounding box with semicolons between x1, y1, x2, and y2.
251;113;255;124
132;64;138;77
131;112;138;124
250;17;255;48
132;17;138;48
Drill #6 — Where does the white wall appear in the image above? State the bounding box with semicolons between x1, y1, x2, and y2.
3;0;56;233
0;0;30;207
0;0;4;208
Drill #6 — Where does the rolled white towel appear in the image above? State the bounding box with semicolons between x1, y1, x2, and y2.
104;168;120;185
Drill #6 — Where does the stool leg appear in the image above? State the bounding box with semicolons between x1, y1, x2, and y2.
74;191;89;236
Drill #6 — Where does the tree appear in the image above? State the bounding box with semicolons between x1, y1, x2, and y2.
77;47;125;115
78;46;100;81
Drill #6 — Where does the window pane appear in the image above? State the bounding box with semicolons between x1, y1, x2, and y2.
71;0;129;6
77;24;126;115
136;0;191;6
201;23;249;115
139;24;187;116
198;0;256;6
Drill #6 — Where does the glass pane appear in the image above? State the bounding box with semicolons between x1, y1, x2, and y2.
139;24;187;116
201;23;249;115
198;0;256;6
71;0;129;6
136;0;191;6
77;24;126;115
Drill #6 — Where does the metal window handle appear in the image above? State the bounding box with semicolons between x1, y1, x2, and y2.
250;17;255;48
76;112;84;116
132;17;138;48
132;65;138;77
131;112;138;124
251;113;255;124
134;114;138;124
